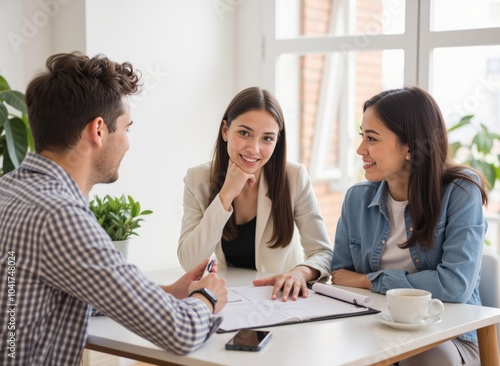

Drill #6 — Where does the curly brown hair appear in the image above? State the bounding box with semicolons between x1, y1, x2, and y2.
25;52;141;152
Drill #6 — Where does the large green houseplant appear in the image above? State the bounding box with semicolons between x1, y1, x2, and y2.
448;114;500;190
89;194;153;259
0;74;33;176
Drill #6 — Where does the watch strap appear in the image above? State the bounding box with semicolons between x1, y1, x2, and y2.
188;288;217;312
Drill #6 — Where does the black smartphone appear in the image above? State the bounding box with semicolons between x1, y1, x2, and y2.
225;329;272;351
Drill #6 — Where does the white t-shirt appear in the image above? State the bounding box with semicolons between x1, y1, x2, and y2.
379;194;417;273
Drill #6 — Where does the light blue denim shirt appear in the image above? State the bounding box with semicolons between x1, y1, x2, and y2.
331;172;487;342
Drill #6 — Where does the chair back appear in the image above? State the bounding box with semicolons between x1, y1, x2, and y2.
479;250;500;349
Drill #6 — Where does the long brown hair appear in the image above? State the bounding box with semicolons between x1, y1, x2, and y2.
363;86;488;250
209;87;293;248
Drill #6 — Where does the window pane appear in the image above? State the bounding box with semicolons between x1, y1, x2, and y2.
276;0;405;39
431;45;500;218
432;0;500;31
432;46;500;131
276;50;404;238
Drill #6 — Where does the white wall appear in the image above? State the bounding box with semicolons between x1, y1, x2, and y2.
234;0;263;90
1;0;53;88
0;0;263;271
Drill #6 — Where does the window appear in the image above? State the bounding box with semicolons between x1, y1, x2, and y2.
262;0;500;245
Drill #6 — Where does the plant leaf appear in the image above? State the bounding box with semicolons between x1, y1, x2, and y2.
472;124;493;155
88;194;153;240
447;115;474;132
470;159;496;189
2;145;15;175
0;75;11;91
448;141;462;158
0;90;27;115
4;117;28;168
0;135;14;175
0;103;7;128
131;201;140;218
21;113;34;151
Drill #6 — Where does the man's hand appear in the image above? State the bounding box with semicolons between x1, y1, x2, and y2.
162;257;218;299
187;273;228;314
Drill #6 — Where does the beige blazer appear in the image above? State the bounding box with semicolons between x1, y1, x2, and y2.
177;161;332;280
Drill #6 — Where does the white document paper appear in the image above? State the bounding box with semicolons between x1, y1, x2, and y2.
217;285;376;333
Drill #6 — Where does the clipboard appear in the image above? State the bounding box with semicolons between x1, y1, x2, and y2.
216;284;380;333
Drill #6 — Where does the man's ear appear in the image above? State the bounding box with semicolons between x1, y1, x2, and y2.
87;117;106;147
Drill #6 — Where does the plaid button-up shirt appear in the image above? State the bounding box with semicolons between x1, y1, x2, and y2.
0;153;219;365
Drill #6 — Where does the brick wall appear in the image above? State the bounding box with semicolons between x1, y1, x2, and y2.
300;0;383;242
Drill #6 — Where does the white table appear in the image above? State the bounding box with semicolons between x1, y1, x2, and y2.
86;267;500;366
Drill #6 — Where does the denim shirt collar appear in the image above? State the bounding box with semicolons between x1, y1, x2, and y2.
368;181;390;218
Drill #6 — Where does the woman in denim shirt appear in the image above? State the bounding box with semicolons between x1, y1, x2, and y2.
331;87;488;366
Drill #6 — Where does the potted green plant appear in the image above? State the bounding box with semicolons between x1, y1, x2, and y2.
448;114;500;190
89;194;153;259
0;74;34;176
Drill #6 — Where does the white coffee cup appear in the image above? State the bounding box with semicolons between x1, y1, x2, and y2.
386;288;444;324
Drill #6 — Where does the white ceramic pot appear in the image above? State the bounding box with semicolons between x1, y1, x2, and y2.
112;240;130;260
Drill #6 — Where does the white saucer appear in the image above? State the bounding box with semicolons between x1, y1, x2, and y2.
376;312;442;330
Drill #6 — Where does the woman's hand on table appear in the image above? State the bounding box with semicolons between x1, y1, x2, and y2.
330;268;372;289
252;265;319;302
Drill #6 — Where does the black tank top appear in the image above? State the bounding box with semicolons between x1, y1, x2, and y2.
221;216;257;270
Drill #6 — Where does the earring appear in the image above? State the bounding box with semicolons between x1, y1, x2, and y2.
223;137;227;142
406;154;410;161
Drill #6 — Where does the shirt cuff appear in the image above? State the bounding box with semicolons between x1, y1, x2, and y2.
207;316;223;338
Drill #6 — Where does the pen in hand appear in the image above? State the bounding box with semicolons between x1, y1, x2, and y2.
203;256;216;277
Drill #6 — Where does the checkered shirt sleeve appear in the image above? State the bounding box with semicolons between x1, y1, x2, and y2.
0;153;219;365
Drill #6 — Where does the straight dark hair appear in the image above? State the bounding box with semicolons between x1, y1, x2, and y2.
25;52;140;153
209;87;293;248
364;86;488;250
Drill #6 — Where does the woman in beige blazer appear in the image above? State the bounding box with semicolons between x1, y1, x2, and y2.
178;87;332;301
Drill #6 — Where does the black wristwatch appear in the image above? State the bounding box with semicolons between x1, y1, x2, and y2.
188;287;217;312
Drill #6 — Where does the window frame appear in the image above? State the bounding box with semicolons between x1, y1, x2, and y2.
261;0;500;187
